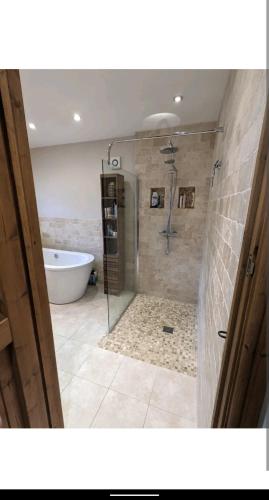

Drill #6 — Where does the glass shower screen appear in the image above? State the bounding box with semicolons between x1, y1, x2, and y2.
101;160;137;332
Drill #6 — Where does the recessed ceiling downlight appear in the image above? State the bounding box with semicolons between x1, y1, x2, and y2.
29;122;36;130
73;113;81;122
173;95;183;103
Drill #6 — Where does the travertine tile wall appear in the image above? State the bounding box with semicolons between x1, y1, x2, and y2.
197;70;267;427
40;217;104;280
134;123;215;303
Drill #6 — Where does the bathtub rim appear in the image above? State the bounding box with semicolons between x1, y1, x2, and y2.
43;247;95;271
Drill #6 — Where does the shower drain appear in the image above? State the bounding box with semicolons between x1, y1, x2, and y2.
162;326;174;334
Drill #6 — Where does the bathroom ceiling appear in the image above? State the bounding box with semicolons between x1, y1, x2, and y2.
20;69;230;148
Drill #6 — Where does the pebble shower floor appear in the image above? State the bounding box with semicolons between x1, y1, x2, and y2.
99;294;197;377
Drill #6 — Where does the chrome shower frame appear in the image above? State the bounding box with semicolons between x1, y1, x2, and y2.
107;126;224;164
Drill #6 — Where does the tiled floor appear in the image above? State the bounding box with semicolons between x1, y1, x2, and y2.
51;285;197;428
50;284;134;348
99;294;197;376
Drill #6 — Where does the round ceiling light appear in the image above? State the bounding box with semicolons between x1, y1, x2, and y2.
73;113;81;122
29;122;36;130
142;112;181;130
173;95;183;103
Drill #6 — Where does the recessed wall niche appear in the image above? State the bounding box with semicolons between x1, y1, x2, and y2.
178;187;195;209
150;188;165;208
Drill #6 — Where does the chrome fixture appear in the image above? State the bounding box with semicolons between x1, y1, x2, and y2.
211;160;222;187
158;141;178;255
107;126;224;165
160;143;178;155
106;127;224;256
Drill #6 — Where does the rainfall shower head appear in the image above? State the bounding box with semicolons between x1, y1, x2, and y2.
160;142;178;155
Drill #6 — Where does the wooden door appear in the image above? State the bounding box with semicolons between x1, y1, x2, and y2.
0;70;63;427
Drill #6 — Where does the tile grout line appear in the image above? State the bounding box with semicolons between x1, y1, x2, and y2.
101;386;151;406
89;386;110;428
88;354;125;428
109;355;125;386
147;364;197;425
148;403;197;426
57;348;124;394
142;404;150;428
143;368;159;428
68;354;125;390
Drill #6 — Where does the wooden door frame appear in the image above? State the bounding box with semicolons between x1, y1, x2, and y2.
0;70;63;427
1;69;267;428
212;97;268;428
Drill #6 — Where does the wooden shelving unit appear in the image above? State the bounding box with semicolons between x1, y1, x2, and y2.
101;173;125;295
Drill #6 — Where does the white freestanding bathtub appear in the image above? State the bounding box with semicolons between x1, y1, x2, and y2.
43;248;94;304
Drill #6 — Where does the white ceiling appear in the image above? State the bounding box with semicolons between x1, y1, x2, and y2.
20;70;230;148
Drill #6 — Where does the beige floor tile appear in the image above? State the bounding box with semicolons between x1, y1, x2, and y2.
51;313;87;338
63;405;95;428
144;405;196;428
61;376;107;428
76;347;123;387
56;339;92;375
150;367;197;420
53;334;68;352
111;356;157;403
58;370;73;392
92;389;148;428
80;286;107;304
74;329;107;347
50;285;198;429
71;318;108;346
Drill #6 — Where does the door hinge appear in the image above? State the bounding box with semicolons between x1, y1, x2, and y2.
246;254;255;277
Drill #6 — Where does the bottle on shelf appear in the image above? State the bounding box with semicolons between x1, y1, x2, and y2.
106;224;113;237
108;181;116;197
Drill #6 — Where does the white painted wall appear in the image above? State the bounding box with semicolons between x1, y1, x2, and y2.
31;138;135;220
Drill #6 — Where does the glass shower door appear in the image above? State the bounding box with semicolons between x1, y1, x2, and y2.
101;164;137;332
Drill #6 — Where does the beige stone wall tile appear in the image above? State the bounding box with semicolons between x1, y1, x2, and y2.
135;123;214;303
197;70;266;427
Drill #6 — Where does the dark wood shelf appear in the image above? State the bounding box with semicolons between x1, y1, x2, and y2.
101;173;125;296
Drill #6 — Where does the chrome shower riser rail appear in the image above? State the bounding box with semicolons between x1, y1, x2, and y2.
107;126;224;163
